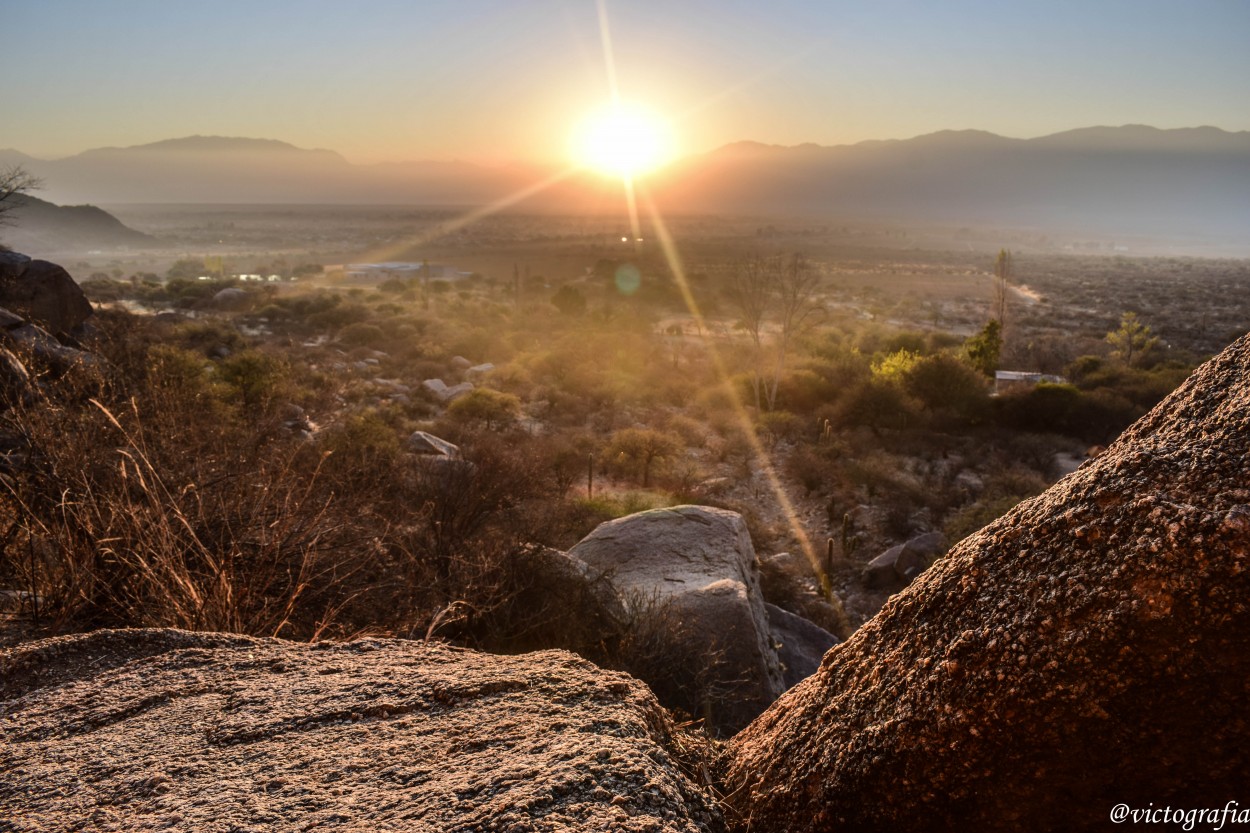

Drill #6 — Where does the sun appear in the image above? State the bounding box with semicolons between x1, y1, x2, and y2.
572;102;675;179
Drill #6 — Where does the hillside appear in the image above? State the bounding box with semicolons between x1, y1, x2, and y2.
0;193;155;253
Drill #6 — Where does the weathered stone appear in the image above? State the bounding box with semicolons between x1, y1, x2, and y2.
0;346;35;407
0;629;725;833
421;378;473;402
862;532;945;588
0;251;93;336
569;505;784;735
726;333;1250;833
406;430;460;458
443;381;475;402
466;362;495;380
764;602;839;690
449;355;473;370
210;287;248;309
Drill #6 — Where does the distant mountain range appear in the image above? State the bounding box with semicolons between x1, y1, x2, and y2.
4;126;1248;238
651;126;1250;237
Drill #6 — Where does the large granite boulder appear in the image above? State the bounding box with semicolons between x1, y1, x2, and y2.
764;602;839;690
725;333;1250;832
0;251;93;337
0;629;725;833
570;505;784;735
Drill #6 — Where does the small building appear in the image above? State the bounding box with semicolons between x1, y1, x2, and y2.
995;370;1067;396
345;262;468;282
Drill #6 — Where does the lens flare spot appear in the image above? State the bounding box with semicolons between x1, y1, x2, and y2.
614;263;641;295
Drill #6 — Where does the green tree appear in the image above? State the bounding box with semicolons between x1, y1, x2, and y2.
216;349;287;409
550;284;587;316
964;319;1003;377
166;257;207;281
1106;312;1159;368
901;353;989;420
871;349;922;383
446;388;522;430
605;428;682;487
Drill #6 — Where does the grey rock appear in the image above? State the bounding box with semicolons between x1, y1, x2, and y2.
570;505;784;735
0;629;725;833
443;381;475;402
449;355;473;370
765;602;840;689
406;430;460;458
467;362;495;380
863;532;946;589
0;252;93;336
211;287;248;309
3;322;95;375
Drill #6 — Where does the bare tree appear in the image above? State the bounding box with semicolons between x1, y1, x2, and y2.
992;248;1012;328
0;166;42;229
765;253;823;411
725;253;775;411
725;252;824;412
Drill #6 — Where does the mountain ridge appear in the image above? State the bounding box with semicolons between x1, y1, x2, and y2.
6;125;1248;238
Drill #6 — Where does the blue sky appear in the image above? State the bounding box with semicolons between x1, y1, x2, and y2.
5;0;1248;164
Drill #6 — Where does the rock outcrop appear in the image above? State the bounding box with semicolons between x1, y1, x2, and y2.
763;602;839;690
570;506;784;735
725;333;1250;832
0;251;93;337
0;629;725;833
861;530;945;589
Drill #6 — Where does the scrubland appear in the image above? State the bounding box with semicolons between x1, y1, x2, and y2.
3;213;1245;719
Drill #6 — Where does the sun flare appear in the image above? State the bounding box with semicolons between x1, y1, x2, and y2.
572;102;675;179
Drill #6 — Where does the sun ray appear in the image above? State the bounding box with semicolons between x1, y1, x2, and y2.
358;165;580;263
595;0;621;105
638;186;830;591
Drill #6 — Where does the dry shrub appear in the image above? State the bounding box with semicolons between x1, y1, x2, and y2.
0;386;380;637
605;590;732;731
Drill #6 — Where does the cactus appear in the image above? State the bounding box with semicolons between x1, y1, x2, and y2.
841;513;860;559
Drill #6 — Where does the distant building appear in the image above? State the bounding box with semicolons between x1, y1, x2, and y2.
994;370;1067;395
345;262;468;282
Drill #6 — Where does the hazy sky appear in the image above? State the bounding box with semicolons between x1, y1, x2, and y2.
6;0;1249;165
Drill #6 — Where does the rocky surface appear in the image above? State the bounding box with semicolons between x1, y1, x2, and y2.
725;333;1250;832
0;251;93;337
0;629;725;833
763;602;839;690
861;531;945;589
570;506;785;736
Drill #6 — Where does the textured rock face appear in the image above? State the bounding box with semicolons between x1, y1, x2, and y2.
725;334;1250;832
570;505;785;735
1;629;725;833
0;251;93;336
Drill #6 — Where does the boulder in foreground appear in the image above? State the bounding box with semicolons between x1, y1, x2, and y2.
725;334;1250;832
1;629;725;832
569;505;785;736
